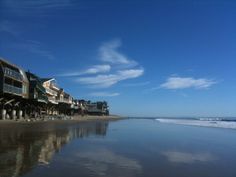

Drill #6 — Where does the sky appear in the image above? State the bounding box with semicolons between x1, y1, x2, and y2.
0;0;236;117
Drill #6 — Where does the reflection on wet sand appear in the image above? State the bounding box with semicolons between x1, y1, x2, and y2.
0;121;109;177
162;151;216;164
75;148;142;177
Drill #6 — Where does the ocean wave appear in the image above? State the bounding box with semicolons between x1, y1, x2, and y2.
156;118;236;129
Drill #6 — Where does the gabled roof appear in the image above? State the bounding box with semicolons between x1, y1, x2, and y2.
26;71;39;80
26;72;41;81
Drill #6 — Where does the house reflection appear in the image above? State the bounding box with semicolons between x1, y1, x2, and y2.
0;121;109;177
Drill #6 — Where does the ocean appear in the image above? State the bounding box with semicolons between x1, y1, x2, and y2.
0;118;236;177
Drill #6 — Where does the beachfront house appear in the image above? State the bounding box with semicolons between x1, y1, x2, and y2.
86;101;109;116
26;71;48;117
57;88;73;115
42;78;59;115
0;58;29;120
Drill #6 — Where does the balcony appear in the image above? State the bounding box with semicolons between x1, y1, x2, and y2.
45;88;57;96
48;97;58;104
3;84;22;95
37;94;48;103
63;98;72;104
4;67;23;81
36;83;46;93
57;96;73;104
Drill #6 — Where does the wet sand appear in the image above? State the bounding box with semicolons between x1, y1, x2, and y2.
1;118;236;177
73;115;123;121
0;115;123;125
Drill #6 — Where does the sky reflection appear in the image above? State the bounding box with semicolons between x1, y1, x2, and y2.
162;151;216;164
75;148;142;177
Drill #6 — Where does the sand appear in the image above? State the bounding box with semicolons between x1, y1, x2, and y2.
0;115;124;125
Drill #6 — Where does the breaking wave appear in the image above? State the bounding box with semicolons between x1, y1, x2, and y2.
156;118;236;129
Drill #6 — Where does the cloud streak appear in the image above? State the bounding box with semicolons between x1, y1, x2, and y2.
0;21;55;60
12;40;55;60
58;65;111;77
160;76;216;90
0;21;20;36
2;0;75;16
89;92;120;97
76;68;144;88
73;39;144;89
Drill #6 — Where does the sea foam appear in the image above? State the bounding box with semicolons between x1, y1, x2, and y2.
156;118;236;129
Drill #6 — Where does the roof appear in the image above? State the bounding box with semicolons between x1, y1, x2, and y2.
0;57;20;70
41;78;54;83
0;58;29;83
26;71;40;80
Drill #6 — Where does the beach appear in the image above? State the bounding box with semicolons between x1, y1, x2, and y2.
0;115;122;125
0;118;236;177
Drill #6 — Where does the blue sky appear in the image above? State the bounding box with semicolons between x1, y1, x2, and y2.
1;0;236;117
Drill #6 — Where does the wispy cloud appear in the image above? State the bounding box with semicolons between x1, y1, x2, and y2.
99;39;137;66
73;39;144;89
89;92;120;97
12;40;55;60
0;21;20;36
76;68;144;88
2;0;75;16
160;76;216;90
58;65;111;77
56;39;145;97
0;21;55;60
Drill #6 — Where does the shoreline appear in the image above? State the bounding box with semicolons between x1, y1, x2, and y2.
0;115;125;125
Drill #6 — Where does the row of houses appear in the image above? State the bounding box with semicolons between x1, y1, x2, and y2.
0;58;109;120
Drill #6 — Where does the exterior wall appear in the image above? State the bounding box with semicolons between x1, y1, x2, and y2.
43;80;58;105
0;62;4;94
19;69;29;99
0;59;24;98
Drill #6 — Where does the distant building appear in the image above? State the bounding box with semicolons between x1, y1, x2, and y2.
86;101;109;115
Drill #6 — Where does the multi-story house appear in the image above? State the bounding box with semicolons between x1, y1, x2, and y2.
57;88;73;115
86;101;109;115
42;78;59;105
0;58;29;119
26;72;48;104
26;72;48;117
42;78;60;115
0;58;29;99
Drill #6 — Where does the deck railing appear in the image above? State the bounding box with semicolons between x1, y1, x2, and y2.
4;67;23;81
3;84;22;95
45;88;57;96
48;97;58;104
57;97;72;104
